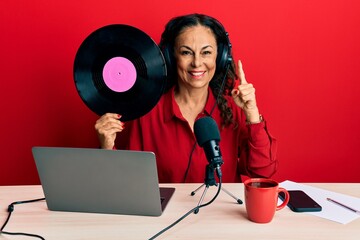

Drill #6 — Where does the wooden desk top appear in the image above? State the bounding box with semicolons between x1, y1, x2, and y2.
1;183;359;239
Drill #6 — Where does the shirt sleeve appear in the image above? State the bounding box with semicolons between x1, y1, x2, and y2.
238;114;278;178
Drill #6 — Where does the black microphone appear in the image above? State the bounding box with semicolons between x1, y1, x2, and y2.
194;117;223;176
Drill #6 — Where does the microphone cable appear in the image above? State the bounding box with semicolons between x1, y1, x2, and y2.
149;176;222;240
0;197;46;239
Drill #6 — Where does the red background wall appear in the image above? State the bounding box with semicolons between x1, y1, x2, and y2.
1;0;359;185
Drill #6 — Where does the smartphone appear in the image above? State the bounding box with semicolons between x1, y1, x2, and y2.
279;190;322;212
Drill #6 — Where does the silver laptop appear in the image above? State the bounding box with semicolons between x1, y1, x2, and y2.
32;147;175;216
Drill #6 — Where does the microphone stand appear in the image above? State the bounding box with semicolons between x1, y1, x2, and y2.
191;161;243;214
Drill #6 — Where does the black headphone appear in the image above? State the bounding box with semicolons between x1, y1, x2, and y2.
160;22;232;87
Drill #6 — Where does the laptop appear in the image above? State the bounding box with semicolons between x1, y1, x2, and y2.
32;147;175;216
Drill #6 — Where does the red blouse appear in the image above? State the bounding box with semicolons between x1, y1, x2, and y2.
117;87;278;183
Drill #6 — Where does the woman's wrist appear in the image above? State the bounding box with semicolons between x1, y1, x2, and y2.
245;108;262;124
246;114;263;124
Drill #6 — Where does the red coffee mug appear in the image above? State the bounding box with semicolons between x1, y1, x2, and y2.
244;178;290;223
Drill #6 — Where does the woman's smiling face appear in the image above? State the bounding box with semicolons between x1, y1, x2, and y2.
174;25;217;90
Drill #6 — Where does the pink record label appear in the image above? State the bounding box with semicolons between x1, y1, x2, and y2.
102;57;137;92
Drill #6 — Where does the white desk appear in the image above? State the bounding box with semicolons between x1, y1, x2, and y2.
1;183;359;239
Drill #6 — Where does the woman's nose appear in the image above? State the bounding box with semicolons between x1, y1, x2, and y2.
191;54;202;68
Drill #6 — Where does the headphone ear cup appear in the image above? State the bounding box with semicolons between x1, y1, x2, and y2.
215;42;227;75
161;45;175;76
215;32;232;77
161;43;177;90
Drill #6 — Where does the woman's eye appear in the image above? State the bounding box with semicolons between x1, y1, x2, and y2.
202;51;212;55
181;51;192;55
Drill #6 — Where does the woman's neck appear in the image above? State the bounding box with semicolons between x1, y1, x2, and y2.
174;85;209;130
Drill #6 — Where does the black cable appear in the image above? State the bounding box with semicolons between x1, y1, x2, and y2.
149;176;223;240
182;142;197;183
0;197;46;239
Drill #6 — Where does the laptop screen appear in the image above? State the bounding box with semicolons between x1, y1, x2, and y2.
32;147;174;216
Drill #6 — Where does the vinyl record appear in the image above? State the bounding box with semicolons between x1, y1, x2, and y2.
74;24;167;121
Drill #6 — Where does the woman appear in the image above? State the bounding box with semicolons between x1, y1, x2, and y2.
95;13;277;183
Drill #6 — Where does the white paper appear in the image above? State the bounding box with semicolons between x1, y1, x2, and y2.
279;180;360;224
